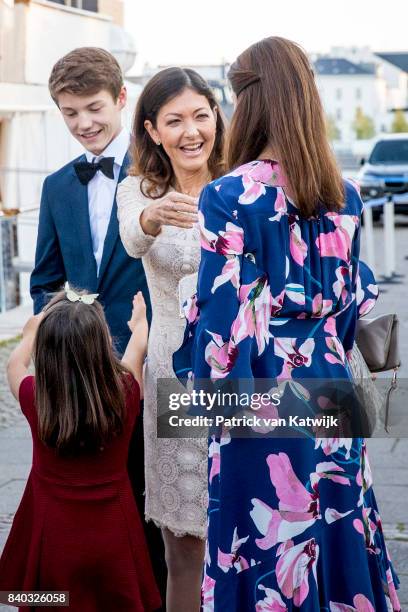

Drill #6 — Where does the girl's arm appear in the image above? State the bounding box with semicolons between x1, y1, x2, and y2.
7;314;44;400
122;292;148;397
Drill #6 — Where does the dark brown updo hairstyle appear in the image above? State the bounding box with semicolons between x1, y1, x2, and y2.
227;37;344;217
128;67;226;199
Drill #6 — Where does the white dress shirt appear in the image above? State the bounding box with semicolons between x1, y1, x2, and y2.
85;128;130;275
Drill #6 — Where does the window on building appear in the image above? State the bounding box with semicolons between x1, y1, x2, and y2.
48;0;98;11
356;88;362;100
336;108;342;120
81;0;98;10
336;88;342;100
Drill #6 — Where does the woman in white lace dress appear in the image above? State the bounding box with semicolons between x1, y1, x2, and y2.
117;68;225;612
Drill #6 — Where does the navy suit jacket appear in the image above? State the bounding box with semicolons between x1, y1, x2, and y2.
30;152;150;356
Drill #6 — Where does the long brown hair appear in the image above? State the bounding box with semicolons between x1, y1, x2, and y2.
227;37;344;216
34;290;130;454
128;67;226;199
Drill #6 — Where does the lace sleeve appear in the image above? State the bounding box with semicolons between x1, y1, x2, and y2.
117;175;159;258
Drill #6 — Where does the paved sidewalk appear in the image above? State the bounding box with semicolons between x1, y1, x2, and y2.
0;304;32;343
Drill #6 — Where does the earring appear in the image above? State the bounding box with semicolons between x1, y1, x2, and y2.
156;140;161;146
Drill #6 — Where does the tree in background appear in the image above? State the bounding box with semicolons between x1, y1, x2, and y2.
352;107;376;139
391;109;408;133
326;115;340;141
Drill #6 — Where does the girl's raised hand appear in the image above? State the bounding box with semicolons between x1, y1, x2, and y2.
127;292;147;333
22;312;45;339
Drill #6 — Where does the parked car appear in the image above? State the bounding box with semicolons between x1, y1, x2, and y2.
358;133;408;220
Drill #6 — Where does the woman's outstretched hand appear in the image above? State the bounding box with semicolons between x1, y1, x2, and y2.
140;191;198;236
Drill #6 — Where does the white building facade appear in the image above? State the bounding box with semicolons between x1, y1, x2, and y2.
314;58;388;146
313;48;408;148
0;0;136;308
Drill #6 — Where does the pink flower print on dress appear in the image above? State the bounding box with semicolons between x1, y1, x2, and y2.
324;507;353;524
183;293;199;324
276;538;319;606
245;397;280;434
316;214;359;263
329;593;376;612
269;188;288;222
199;211;244;257
356;274;378;317
386;567;402;611
314;437;353;460
202;575;216;612
231;276;276;356
274;337;315;380
199;210;244;294
324;316;337;337
217;527;250;574
288;214;308;266
311;461;350;488
285;283;306;306
208;433;231;484
227;161;285;205
239;173;267;205
332;266;350;305
255;585;287;612
324;336;346;366
353;506;379;554
204;331;238;381
359;442;373;493
212;257;241;295
250;453;321;550
312;293;333;318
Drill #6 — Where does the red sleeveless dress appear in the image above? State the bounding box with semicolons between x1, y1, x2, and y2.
0;375;161;612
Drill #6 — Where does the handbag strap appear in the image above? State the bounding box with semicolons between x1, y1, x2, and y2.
384;367;399;433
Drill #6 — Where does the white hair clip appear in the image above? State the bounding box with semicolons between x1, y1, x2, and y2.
64;282;99;305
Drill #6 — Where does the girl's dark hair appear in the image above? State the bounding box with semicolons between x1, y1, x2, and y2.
128;67;226;198
227;37;345;217
34;290;131;454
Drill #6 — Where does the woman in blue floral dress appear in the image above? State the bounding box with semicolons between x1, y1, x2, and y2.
174;37;401;610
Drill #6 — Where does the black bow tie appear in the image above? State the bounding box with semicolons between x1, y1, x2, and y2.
74;157;115;185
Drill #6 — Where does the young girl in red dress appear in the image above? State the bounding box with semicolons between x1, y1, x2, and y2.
0;287;161;612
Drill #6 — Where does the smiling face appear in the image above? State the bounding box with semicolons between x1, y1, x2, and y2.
144;88;217;178
58;87;126;155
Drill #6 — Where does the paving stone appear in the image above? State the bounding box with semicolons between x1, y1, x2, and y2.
0;480;27;515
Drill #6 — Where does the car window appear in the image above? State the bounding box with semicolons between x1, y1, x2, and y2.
369;140;408;164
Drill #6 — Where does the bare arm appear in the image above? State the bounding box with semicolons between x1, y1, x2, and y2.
7;314;44;400
121;293;148;397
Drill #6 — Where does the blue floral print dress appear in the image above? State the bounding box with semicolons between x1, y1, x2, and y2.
173;161;401;611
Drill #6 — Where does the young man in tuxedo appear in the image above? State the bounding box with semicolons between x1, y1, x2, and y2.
30;47;166;604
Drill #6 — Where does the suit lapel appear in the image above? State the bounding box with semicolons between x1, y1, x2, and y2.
68;159;98;289
97;152;130;286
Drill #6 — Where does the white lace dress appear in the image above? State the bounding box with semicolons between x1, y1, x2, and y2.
117;175;207;539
